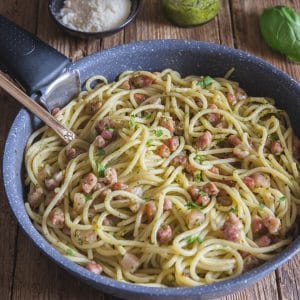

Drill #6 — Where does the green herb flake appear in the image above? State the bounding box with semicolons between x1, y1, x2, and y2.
85;195;92;202
269;133;278;141
229;207;238;214
199;191;206;196
185;201;203;210
185;235;204;244
146;140;153;147
97;148;106;156
107;127;114;132
98;164;107;177
129;114;136;128
145;113;152;120
155;129;164;137
194;172;202;183
65;248;74;256
197;76;214;88
278;196;286;202
195;153;203;164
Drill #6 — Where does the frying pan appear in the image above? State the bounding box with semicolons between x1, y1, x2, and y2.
1;15;300;300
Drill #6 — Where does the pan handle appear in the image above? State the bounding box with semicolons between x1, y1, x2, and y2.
0;15;70;94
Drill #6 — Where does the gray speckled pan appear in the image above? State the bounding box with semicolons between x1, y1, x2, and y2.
1;17;300;300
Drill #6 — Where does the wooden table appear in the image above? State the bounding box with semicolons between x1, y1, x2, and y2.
0;1;299;299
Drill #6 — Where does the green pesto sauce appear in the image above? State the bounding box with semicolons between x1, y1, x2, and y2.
162;0;221;27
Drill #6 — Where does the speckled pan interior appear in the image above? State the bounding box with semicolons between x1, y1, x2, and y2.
3;40;300;300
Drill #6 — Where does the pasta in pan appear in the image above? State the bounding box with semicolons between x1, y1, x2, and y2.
25;69;300;287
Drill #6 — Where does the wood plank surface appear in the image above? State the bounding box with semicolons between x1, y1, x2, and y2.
0;0;299;300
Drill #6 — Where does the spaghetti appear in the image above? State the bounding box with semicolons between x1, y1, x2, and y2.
25;69;300;287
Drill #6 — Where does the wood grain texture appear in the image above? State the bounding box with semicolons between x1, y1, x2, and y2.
0;0;299;300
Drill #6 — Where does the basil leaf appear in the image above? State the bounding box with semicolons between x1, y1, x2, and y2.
260;6;300;63
98;164;107;177
197;76;214;88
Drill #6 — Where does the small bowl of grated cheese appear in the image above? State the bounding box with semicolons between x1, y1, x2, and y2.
48;0;141;38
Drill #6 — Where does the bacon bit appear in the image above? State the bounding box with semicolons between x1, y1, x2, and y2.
84;100;102;115
134;93;146;104
195;131;212;150
203;182;219;196
81;173;98;194
236;87;247;101
96;117;115;135
163;198;172;211
159;117;175;133
93;180;105;192
243;176;255;189
45;171;64;191
86;261;103;275
76;229;97;244
243;255;260;272
28;187;44;208
196;193;210;206
120;80;131;90
121;253;140;273
226;92;236;105
157;224;172;244
48;208;65;228
129;75;153;88
104;168;118;185
209;166;219;174
171;155;188;168
164;137;180;152
255;235;271;247
51;107;60;116
187;209;205;228
252;173;270;188
101;129;114;140
145;201;156;222
187;185;200;201
103;214;120;226
185;163;197;174
94;135;106;148
65;147;77;161
215;121;227;129
73;193;86;213
223;213;242;242
195;97;203;107
270;141;283;155
228;135;242;147
262;215;281;234
217;196;232;206
111;181;128;191
206;104;221;123
62;226;71;236
251;215;266;235
233;144;249;159
156;144;171;158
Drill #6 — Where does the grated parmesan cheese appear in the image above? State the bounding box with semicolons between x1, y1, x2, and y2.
60;0;131;33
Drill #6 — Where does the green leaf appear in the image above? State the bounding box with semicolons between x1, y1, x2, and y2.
65;248;74;256
229;207;238;214
145;113;152;120
155;129;164;137
185;235;204;244
194;172;202;183
85;195;92;202
195;153;203;164
106;127;114;132
129;114;136;128
197;76;214;88
97;148;106;156
278;196;286;202
260;6;300;63
269;133;279;141
98;164;107;177
185;201;203;210
199;191;206;196
146;140;153;147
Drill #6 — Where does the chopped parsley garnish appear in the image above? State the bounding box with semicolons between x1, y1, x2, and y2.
229;207;238;214
269;133;278;141
197;76;214;88
129;114;136;128
155;129;164;137
97;148;106;156
146;140;153;147
195;153;203;164
185;201;203;210
85;195;92;202
194;172;202;183
65;248;74;256
106;127;114;132
145;113;152;120
278;196;286;202
199;191;206;196
98;164;107;177
185;235;204;244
